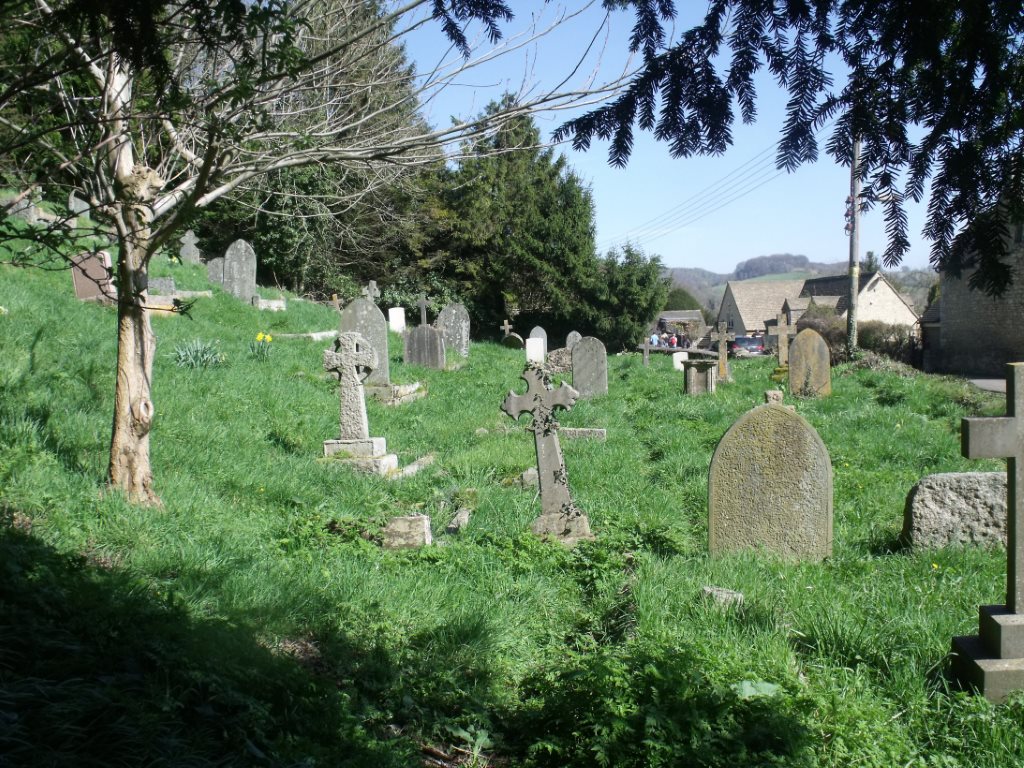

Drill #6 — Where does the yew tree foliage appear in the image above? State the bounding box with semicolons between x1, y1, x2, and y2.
557;0;1024;295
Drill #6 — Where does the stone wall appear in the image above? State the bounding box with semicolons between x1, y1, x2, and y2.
940;241;1024;376
857;278;919;326
717;287;745;334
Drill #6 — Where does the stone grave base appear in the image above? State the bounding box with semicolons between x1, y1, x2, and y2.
253;296;286;311
951;605;1024;702
560;427;607;441
683;361;717;395
530;511;595;546
382;514;432;549
146;294;179;315
366;382;425;406
323;437;398;475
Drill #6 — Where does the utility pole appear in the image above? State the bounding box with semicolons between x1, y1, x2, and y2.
845;135;861;358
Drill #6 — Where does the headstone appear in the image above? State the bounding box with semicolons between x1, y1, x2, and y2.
149;277;176;296
789;328;832;397
767;313;797;367
179;230;201;264
361;280;380;302
503;365;593;545
435;303;471;358
572;336;608;398
253;295;287;312
708;403;833;561
545;347;573;374
525;336;545;364
951;363;1024;702
529;326;548;356
322;332;397;474
382;515;432;548
404;324;445;369
221;239;258;303
764;390;784;404
70;251;117;302
902;473;1006;548
701;586;745;608
710;321;735;382
683;359;717;395
502;333;525;349
417;294;429;325
68;190;89;216
566;331;583;350
499;318;514;336
206;256;224;286
388;307;406;333
672;351;689;370
339;298;390;387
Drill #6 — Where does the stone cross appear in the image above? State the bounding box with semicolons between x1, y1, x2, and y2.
323;332;378;441
500;318;513;336
710;321;735;381
361;280;380;302
502;365;592;543
417;295;429;325
768;313;796;367
179;229;200;264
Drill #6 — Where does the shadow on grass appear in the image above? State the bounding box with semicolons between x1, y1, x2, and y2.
0;520;411;768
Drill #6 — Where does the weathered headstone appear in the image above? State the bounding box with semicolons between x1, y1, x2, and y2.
952;363;1024;702
322;331;397;474
683;359;717;395
903;472;1006;548
529;326;548;356
502;364;593;545
572;336;608;398
206;256;224;286
710;322;734;382
388;307;406;333
435;303;471;358
70;251;117;303
767;313;797;367
672;351;689;371
789;328;832;397
566;331;583;350
404;324;446;369
525;336;545;364
149;277;176;296
221;239;258;302
764;389;785;404
179;229;201;264
68;190;89;216
502;332;525;349
340;298;390;387
708;403;833;561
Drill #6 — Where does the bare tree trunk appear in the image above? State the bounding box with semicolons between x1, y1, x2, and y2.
107;205;160;505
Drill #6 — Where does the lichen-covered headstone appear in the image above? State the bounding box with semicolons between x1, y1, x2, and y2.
572;336;607;398
708;403;833;560
340;298;390;387
566;331;583;350
902;472;1006;548
788;328;831;397
529;326;548;356
435;303;471;357
222;239;257;303
179;230;201;264
404;325;445;369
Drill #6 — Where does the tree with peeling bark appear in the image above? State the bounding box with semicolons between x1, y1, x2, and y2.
0;0;628;504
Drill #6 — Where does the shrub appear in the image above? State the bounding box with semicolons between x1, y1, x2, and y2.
173;339;225;369
796;305;848;365
858;320;918;364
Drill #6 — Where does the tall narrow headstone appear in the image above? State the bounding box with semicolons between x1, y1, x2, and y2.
340;298;390;387
502;365;593;545
388;307;406;333
709;404;833;560
952;363;1024;702
710;322;734;382
767;313;797;367
179;230;201;264
525;336;545;364
435;303;471;358
404;325;445;369
529;326;548;356
566;331;583;350
206;256;224;286
572;336;608;398
789;328;832;397
70;251;117;302
221;239;257;303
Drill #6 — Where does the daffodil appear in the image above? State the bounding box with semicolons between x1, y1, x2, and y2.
256;332;265;342
265;334;272;343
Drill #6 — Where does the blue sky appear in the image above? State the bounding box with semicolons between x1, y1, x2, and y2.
402;2;935;275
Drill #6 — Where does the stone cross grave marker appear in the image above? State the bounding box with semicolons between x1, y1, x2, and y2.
500;319;514;336
70;251;117;302
388;306;406;333
404;324;445;369
435;303;471;358
179;230;201;264
789;328;832;397
709;403;833;560
710;322;735;381
566;331;583;350
572;336;608;398
502;364;593;545
952;363;1024;702
529;326;548;356
417;295;429;325
322;332;397;473
339;297;390;387
767;313;797;367
361;280;380;302
222;239;257;302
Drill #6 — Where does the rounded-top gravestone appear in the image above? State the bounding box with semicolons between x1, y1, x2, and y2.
435;303;471;357
708;403;833;561
572;336;607;398
222;239;257;303
788;328;831;397
529;326;548;355
566;330;583;350
340;297;390;386
502;332;525;349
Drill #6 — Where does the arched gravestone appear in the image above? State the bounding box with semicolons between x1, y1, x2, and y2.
572;336;608;398
788;328;832;397
340;298;389;386
709;404;833;561
404;325;445;369
222;239;257;302
435;303;471;357
566;330;583;350
529;326;548;355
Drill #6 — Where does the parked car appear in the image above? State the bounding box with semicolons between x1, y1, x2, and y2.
725;336;766;357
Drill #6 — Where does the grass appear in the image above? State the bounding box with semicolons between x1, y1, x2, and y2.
0;258;1021;767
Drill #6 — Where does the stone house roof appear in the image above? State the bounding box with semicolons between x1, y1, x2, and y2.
720;279;806;332
919;298;940;325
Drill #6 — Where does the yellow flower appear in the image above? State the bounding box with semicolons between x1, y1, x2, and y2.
265;334;272;343
256;332;265;342
932;563;939;570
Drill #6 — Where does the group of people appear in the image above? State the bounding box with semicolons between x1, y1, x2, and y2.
648;330;692;349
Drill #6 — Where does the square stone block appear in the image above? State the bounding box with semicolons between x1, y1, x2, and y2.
951;634;1024;703
323;437;387;458
979;605;1024;658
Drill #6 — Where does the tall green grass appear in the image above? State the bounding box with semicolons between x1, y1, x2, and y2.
0;260;1019;767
